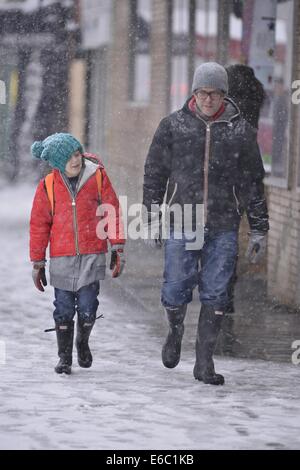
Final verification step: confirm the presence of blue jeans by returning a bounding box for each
[162,231,238,311]
[53,281,100,323]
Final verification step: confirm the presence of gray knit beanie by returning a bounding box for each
[192,62,228,94]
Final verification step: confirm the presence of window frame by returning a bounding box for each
[265,0,296,189]
[128,0,152,104]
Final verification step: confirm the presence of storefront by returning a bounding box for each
[0,56,17,173]
[79,0,112,160]
[0,0,78,179]
[105,0,300,306]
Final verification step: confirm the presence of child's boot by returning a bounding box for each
[76,318,95,368]
[55,321,74,375]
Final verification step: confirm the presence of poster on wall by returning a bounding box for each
[247,0,276,91]
[81,0,112,49]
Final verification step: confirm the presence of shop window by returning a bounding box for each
[271,0,294,180]
[228,1,243,63]
[236,0,294,178]
[170,0,190,112]
[128,0,152,103]
[170,0,218,112]
[194,0,217,67]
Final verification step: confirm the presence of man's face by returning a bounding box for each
[64,150,83,177]
[194,87,225,117]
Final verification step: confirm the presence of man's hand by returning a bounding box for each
[110,245,125,278]
[142,211,163,248]
[245,231,267,264]
[32,261,47,292]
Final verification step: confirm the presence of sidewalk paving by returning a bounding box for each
[118,237,300,364]
[0,181,300,450]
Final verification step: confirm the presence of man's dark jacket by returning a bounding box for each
[143,97,269,234]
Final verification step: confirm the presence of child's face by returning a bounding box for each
[65,150,83,177]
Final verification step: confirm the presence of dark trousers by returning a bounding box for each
[53,281,99,324]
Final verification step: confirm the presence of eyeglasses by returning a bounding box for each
[195,90,224,101]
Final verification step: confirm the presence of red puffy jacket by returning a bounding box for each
[30,157,125,261]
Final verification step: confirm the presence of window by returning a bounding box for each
[228,1,243,63]
[170,0,190,112]
[238,0,294,179]
[128,0,152,103]
[194,0,217,66]
[170,0,218,112]
[271,0,294,180]
[0,64,17,168]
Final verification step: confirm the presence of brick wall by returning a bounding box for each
[267,187,300,304]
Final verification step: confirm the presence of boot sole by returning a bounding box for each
[77,360,92,368]
[193,365,224,385]
[55,367,72,375]
[162,361,179,369]
[194,375,224,385]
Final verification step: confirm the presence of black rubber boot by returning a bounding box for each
[162,305,187,368]
[193,305,225,385]
[220,314,237,355]
[224,262,238,314]
[55,321,74,375]
[76,319,95,368]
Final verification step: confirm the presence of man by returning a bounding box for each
[226,64,266,130]
[224,64,266,314]
[143,62,269,385]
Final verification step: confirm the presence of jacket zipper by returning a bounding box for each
[63,171,96,256]
[233,185,242,216]
[203,124,211,225]
[71,198,80,255]
[196,113,236,226]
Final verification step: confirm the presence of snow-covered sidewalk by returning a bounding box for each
[0,182,299,450]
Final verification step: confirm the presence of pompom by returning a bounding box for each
[31,141,44,159]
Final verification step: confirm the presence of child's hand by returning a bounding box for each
[32,262,47,291]
[110,246,125,278]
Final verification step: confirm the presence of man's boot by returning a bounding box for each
[193,305,225,385]
[162,305,187,368]
[76,318,95,368]
[55,321,74,375]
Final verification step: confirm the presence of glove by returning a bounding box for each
[32,261,47,292]
[110,245,125,278]
[245,231,267,264]
[142,211,163,248]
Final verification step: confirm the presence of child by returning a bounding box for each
[30,133,125,375]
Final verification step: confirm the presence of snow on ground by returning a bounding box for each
[0,181,299,450]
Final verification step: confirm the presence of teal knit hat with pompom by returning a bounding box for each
[31,133,83,172]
